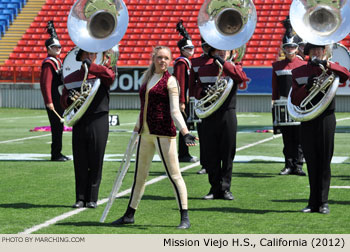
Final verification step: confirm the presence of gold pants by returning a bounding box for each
[128,133,188,210]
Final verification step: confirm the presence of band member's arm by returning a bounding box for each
[173,61,187,105]
[87,63,116,86]
[167,76,189,135]
[40,63,54,109]
[188,66,196,98]
[189,67,204,100]
[327,62,350,83]
[290,78,308,106]
[222,61,249,83]
[271,65,280,101]
[60,86,69,109]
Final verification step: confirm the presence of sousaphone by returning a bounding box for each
[287,0,350,122]
[63,0,128,126]
[195,0,256,118]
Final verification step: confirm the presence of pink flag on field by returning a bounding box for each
[30,126,72,132]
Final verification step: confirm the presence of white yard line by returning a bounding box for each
[0,134,52,144]
[0,122,136,144]
[336,116,350,122]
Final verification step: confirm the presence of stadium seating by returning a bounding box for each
[1,0,350,82]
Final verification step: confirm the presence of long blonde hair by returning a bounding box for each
[142,45,172,84]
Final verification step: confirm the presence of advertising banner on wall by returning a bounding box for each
[110,67,350,95]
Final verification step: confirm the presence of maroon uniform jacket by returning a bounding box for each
[291,61,350,108]
[272,57,306,100]
[189,54,211,98]
[60,63,115,115]
[40,55,62,106]
[194,59,248,111]
[173,56,191,104]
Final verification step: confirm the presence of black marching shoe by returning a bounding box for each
[177,210,190,229]
[300,205,317,213]
[279,167,293,175]
[112,215,134,225]
[72,201,85,208]
[293,168,306,176]
[222,190,234,200]
[86,202,97,208]
[111,206,135,225]
[203,193,215,200]
[61,155,71,161]
[196,167,207,174]
[51,154,71,162]
[179,156,199,163]
[319,203,330,214]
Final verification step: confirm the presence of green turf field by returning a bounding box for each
[0,108,349,234]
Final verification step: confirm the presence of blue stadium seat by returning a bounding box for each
[0,9,15,22]
[0,14,10,26]
[0,24,4,36]
[0,0,23,10]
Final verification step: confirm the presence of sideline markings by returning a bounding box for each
[2,153,348,164]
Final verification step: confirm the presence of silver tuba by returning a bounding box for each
[63,0,128,126]
[287,0,350,122]
[195,0,256,118]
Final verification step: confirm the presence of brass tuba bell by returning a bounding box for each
[289,0,350,45]
[67,0,129,53]
[197,0,257,50]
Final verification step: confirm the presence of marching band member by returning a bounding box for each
[40,21,69,162]
[291,43,350,214]
[193,46,248,200]
[188,37,212,174]
[174,20,198,163]
[112,46,197,229]
[271,35,306,176]
[60,49,115,209]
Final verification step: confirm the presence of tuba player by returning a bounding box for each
[291,43,350,214]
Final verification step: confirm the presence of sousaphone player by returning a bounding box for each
[60,0,128,208]
[288,0,350,214]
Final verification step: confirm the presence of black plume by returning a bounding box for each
[46,20,58,39]
[176,19,191,40]
[281,15,293,38]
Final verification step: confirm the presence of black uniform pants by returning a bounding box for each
[46,107,64,159]
[197,121,208,168]
[301,111,335,208]
[72,112,109,203]
[280,125,304,170]
[202,109,237,194]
